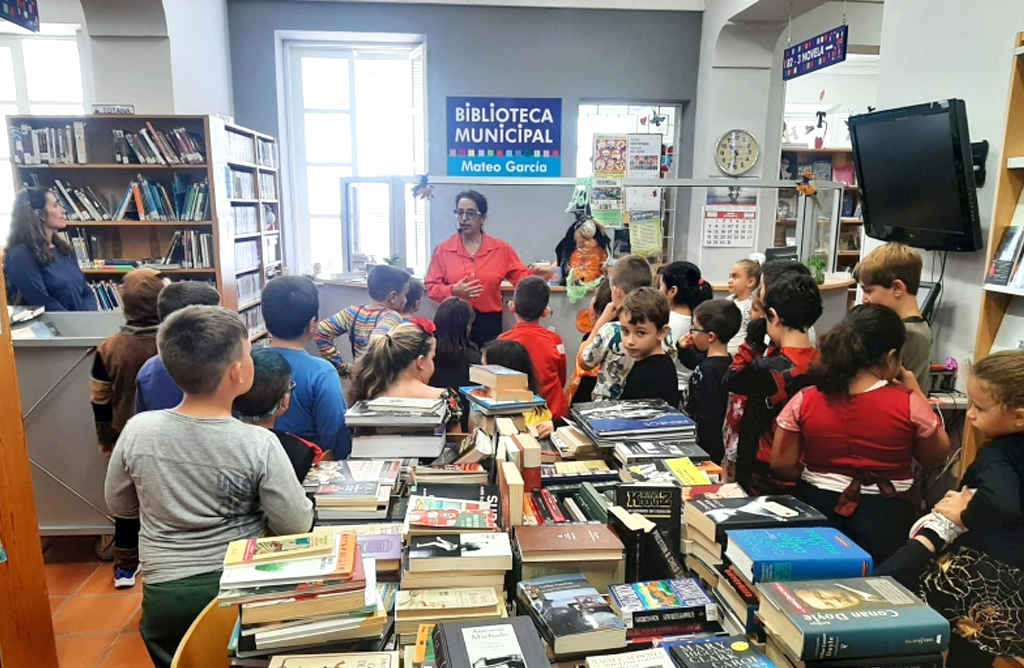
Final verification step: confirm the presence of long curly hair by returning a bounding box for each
[811,304,905,394]
[5,188,72,265]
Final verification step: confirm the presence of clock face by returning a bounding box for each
[715,129,760,176]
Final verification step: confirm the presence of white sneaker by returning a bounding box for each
[909,512,965,546]
[113,567,138,589]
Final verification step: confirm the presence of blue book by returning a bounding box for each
[458,385,546,415]
[757,576,949,661]
[572,399,696,437]
[669,635,779,668]
[724,527,872,583]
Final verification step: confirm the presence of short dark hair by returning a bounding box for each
[693,299,742,343]
[157,281,220,321]
[482,339,539,395]
[404,276,424,313]
[610,255,653,294]
[658,261,712,309]
[813,304,905,394]
[764,273,823,332]
[761,260,810,291]
[620,287,669,330]
[158,305,247,396]
[513,276,550,321]
[233,349,292,420]
[454,190,488,216]
[262,276,319,340]
[367,264,411,302]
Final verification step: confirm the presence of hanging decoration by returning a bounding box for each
[412,174,434,200]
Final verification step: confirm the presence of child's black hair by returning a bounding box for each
[512,276,550,322]
[366,264,411,303]
[593,279,612,314]
[658,261,712,310]
[403,276,424,314]
[812,304,905,394]
[620,286,670,330]
[482,339,540,395]
[693,299,742,343]
[763,273,822,333]
[262,276,319,340]
[233,349,293,420]
[434,297,475,368]
[761,260,810,290]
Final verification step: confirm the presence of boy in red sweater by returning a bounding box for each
[499,276,567,418]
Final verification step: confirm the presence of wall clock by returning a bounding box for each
[714,129,760,176]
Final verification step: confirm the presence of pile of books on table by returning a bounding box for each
[570,399,697,450]
[346,397,448,460]
[219,530,392,665]
[303,459,403,523]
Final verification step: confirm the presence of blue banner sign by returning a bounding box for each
[783,24,848,80]
[447,97,562,177]
[0,0,38,32]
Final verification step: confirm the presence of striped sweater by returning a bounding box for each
[315,304,403,372]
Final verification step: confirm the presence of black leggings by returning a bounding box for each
[113,516,140,570]
[794,480,920,565]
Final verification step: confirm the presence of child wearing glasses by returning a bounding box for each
[233,348,325,481]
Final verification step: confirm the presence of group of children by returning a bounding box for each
[91,242,1024,667]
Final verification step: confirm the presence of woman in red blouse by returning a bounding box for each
[425,190,551,346]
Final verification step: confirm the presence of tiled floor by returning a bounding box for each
[43,536,150,668]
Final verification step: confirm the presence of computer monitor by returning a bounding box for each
[764,246,798,263]
[917,281,941,323]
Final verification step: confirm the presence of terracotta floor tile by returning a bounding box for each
[123,608,142,634]
[96,633,151,668]
[54,633,117,668]
[44,562,102,597]
[52,594,143,635]
[50,595,66,615]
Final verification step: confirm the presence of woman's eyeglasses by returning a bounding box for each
[454,209,482,220]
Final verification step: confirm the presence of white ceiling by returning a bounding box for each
[298,0,705,10]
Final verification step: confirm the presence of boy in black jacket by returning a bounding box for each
[683,299,741,465]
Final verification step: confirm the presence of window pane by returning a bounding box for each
[347,182,391,262]
[29,103,85,115]
[306,165,352,216]
[301,57,350,110]
[0,47,14,100]
[309,217,343,275]
[0,103,18,158]
[354,58,412,176]
[304,112,352,163]
[23,40,82,102]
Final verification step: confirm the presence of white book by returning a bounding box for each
[364,396,444,413]
[220,534,341,588]
[73,121,87,163]
[406,532,512,572]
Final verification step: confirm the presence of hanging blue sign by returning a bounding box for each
[0,0,38,32]
[783,24,848,80]
[447,97,562,178]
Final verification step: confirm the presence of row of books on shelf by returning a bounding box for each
[233,206,259,235]
[45,174,210,222]
[237,272,262,307]
[89,281,122,312]
[161,229,216,268]
[260,172,277,199]
[257,138,278,168]
[236,240,261,272]
[228,130,257,164]
[986,221,1024,288]
[242,305,265,337]
[112,123,206,165]
[9,121,86,164]
[227,168,256,199]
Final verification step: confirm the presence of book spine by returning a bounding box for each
[626,605,711,630]
[540,488,566,523]
[754,556,872,583]
[648,530,687,580]
[812,656,945,668]
[73,121,87,163]
[796,613,949,661]
[626,620,706,639]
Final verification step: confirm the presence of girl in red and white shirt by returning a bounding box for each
[771,304,950,563]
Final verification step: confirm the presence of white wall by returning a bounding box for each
[871,0,1024,367]
[163,0,234,116]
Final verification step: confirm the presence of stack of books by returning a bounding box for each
[521,479,613,526]
[461,365,546,416]
[758,577,949,668]
[395,587,508,648]
[346,398,448,460]
[570,399,697,450]
[411,463,489,485]
[400,531,513,592]
[516,573,627,658]
[219,531,392,662]
[612,440,710,467]
[513,523,625,594]
[608,578,718,642]
[303,460,403,523]
[431,617,549,668]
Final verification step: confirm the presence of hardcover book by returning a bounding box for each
[757,577,950,660]
[516,573,627,656]
[407,532,512,572]
[431,617,549,668]
[669,636,778,668]
[684,496,827,546]
[615,484,682,559]
[469,364,529,390]
[515,524,624,562]
[572,399,696,438]
[609,579,717,636]
[764,634,943,668]
[725,527,873,583]
[614,441,710,464]
[714,565,761,638]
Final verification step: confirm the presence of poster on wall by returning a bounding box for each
[626,186,663,255]
[590,179,624,228]
[593,135,627,179]
[447,97,561,177]
[627,134,662,179]
[783,24,848,80]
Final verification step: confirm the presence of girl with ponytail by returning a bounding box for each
[348,319,461,423]
[770,304,950,563]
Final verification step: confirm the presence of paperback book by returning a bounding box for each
[431,617,549,668]
[516,573,627,656]
[608,579,718,637]
[684,495,827,547]
[669,635,779,668]
[572,399,697,440]
[614,441,710,465]
[406,532,512,572]
[725,527,873,583]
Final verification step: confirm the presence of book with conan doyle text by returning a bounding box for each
[725,527,873,584]
[757,576,949,661]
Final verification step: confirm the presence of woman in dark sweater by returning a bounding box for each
[4,188,96,311]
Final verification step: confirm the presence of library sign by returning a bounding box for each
[783,24,848,80]
[447,97,562,177]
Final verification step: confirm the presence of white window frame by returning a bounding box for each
[279,33,428,276]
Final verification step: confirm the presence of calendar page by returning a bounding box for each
[702,204,757,248]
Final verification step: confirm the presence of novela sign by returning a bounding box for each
[447,97,562,177]
[783,24,848,80]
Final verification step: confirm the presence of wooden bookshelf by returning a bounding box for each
[964,31,1024,470]
[6,114,284,340]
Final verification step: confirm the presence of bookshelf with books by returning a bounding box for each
[6,114,285,341]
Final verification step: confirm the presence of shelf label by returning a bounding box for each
[446,97,562,178]
[784,24,848,80]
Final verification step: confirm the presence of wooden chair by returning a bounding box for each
[170,598,238,668]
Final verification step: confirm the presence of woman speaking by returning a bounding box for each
[425,190,550,346]
[4,188,97,311]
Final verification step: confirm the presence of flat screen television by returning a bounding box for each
[849,99,983,252]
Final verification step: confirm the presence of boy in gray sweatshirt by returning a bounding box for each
[104,305,314,668]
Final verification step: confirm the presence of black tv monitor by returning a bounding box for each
[849,99,983,252]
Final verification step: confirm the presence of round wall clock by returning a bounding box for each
[714,129,760,176]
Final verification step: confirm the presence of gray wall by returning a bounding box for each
[226,0,702,272]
